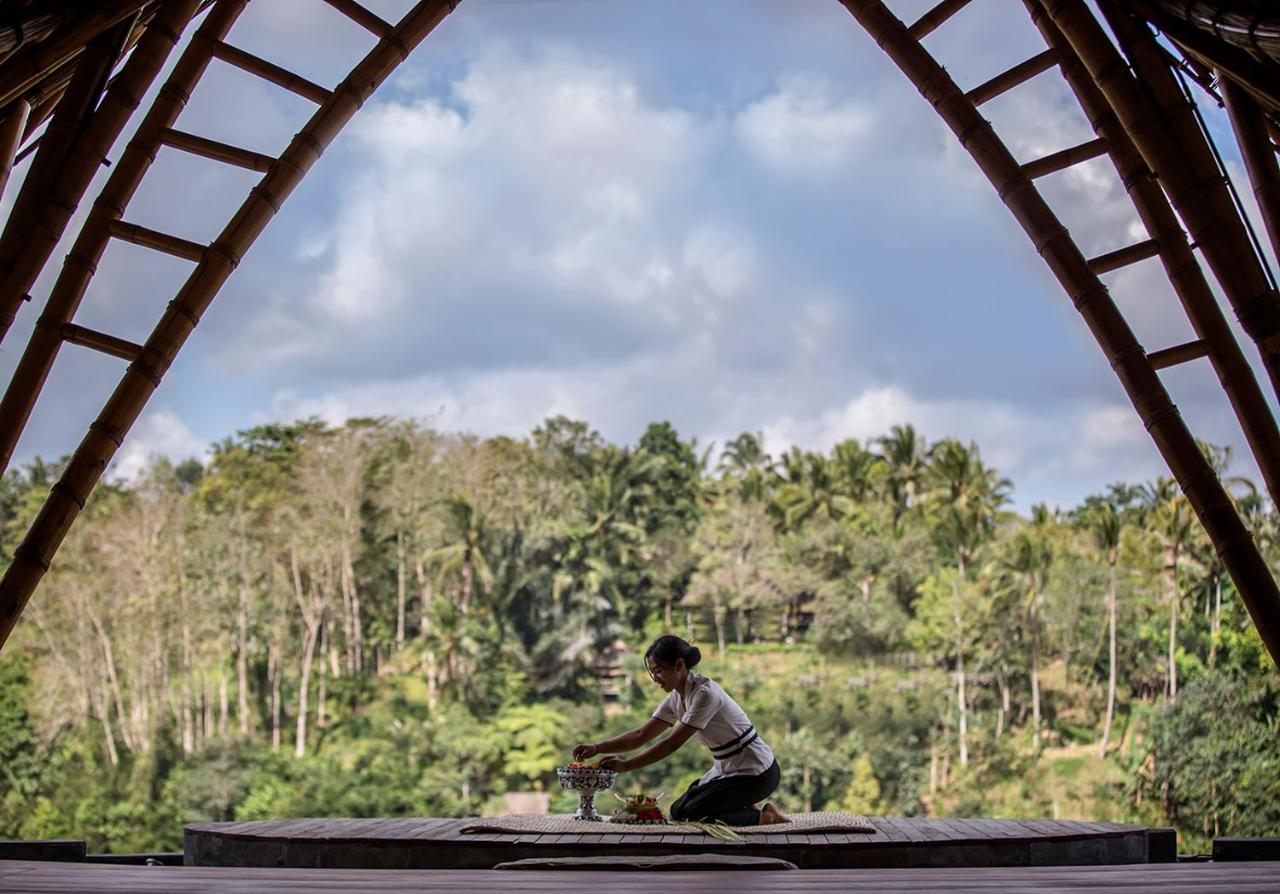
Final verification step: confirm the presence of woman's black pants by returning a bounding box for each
[669,760,781,826]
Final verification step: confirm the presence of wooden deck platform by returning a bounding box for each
[184,816,1160,870]
[3,860,1280,892]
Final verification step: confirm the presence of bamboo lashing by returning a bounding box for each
[1026,0,1280,511]
[836,0,1280,672]
[0,0,465,653]
[0,0,243,479]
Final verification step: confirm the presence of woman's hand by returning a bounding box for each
[598,756,628,772]
[572,742,599,761]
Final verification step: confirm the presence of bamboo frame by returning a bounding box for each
[836,0,1280,671]
[0,0,211,477]
[1025,2,1280,512]
[0,2,196,350]
[1050,0,1280,402]
[0,0,463,652]
[1222,79,1280,270]
[0,98,30,205]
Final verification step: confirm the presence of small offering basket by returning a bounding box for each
[555,766,617,821]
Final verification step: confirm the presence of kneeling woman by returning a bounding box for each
[573,635,787,826]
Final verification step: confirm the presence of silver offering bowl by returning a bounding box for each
[555,766,618,821]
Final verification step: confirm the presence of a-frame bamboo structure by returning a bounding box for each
[0,0,1278,673]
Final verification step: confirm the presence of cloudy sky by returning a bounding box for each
[2,0,1276,511]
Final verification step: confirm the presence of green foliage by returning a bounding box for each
[0,419,1276,853]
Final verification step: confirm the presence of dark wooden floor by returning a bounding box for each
[3,860,1280,892]
[184,816,1157,869]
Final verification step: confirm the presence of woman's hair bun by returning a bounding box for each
[646,634,701,669]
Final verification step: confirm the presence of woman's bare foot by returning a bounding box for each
[759,802,789,825]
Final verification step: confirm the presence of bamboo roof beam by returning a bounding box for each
[0,0,152,110]
[836,0,1280,672]
[1027,0,1280,510]
[966,49,1059,107]
[908,0,973,42]
[0,0,241,478]
[1048,0,1280,402]
[0,15,137,341]
[1222,79,1280,272]
[0,1,200,352]
[0,0,464,653]
[0,98,30,205]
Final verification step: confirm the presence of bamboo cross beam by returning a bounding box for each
[1052,0,1280,403]
[0,0,239,479]
[0,0,465,653]
[1025,0,1280,510]
[836,0,1280,672]
[0,0,201,352]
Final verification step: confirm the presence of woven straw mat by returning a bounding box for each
[461,811,874,835]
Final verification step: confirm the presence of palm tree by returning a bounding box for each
[999,525,1053,757]
[832,439,884,503]
[1076,495,1124,757]
[428,497,494,616]
[1141,478,1195,702]
[773,452,857,531]
[924,439,1011,766]
[876,424,927,530]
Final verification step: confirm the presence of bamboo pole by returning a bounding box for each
[0,0,209,478]
[835,0,1280,671]
[0,0,151,110]
[0,3,199,352]
[0,98,30,205]
[1222,78,1280,270]
[1046,0,1280,402]
[0,0,464,653]
[1025,1,1280,512]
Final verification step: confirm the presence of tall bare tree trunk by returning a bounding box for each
[713,602,727,658]
[1100,560,1118,757]
[219,669,228,740]
[1209,573,1222,671]
[996,663,1010,739]
[268,645,282,751]
[395,530,407,668]
[87,610,133,752]
[1165,545,1179,702]
[318,621,328,728]
[1030,577,1042,758]
[237,540,252,736]
[953,559,968,766]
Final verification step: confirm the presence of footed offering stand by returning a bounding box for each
[555,766,617,821]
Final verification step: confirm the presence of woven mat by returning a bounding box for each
[461,811,874,836]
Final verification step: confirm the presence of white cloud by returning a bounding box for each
[735,74,872,174]
[109,409,208,483]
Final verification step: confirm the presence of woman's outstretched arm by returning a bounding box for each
[599,721,698,772]
[574,717,670,759]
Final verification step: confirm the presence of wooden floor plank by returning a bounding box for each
[3,861,1280,892]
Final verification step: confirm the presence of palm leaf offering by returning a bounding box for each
[676,820,744,842]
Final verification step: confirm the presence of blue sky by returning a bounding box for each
[1,0,1274,512]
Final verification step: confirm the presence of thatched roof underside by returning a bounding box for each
[0,0,1277,673]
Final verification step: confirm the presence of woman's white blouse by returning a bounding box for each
[652,672,775,784]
